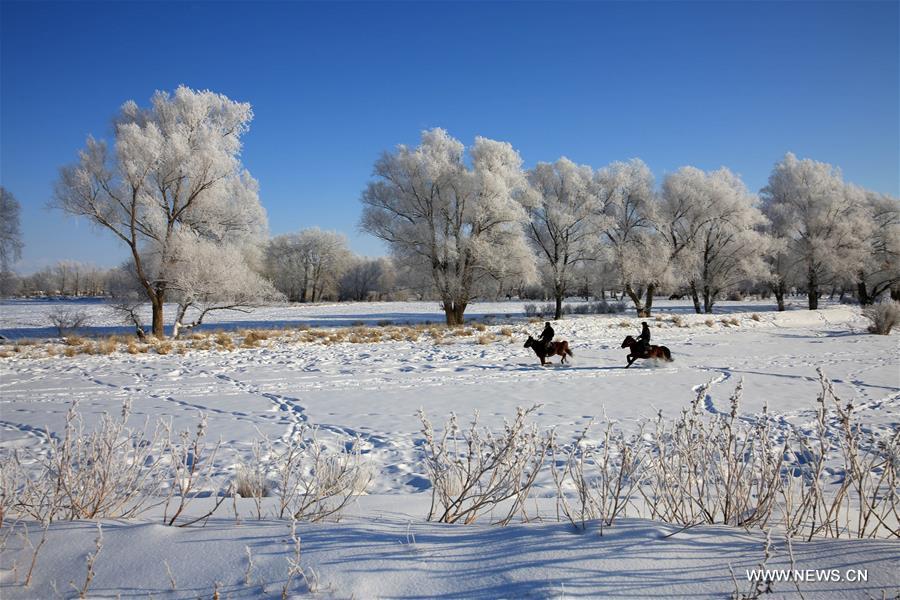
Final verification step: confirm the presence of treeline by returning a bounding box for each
[2,88,896,335]
[361,129,899,322]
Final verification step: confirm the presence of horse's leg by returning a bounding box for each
[625,354,634,368]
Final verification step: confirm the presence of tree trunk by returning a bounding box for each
[624,284,646,317]
[554,294,563,321]
[151,295,165,338]
[807,267,819,310]
[703,285,714,314]
[772,281,786,312]
[443,300,467,326]
[856,274,872,305]
[689,281,702,314]
[643,284,655,317]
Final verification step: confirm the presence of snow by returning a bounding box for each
[1,299,898,598]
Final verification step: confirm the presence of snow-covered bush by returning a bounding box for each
[639,381,783,529]
[268,428,372,522]
[862,300,900,334]
[418,405,553,525]
[5,399,165,523]
[779,371,899,540]
[46,308,90,337]
[551,420,645,533]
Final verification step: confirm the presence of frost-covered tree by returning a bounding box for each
[53,86,266,337]
[524,158,602,319]
[856,191,900,304]
[761,153,869,310]
[661,167,770,313]
[0,187,23,274]
[170,235,282,337]
[339,257,395,301]
[361,129,534,325]
[265,228,353,302]
[595,159,670,316]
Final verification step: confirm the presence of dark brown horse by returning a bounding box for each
[621,335,673,368]
[524,335,573,366]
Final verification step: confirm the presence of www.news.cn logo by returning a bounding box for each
[747,569,869,583]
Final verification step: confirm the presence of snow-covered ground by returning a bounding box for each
[1,299,898,598]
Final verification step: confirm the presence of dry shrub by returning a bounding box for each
[0,350,12,359]
[242,332,263,348]
[477,333,496,345]
[155,341,173,355]
[418,405,553,525]
[126,341,139,354]
[618,320,631,328]
[190,339,212,351]
[214,332,235,350]
[45,346,60,357]
[499,326,513,337]
[3,399,166,523]
[235,466,271,500]
[266,428,372,522]
[863,300,900,335]
[63,347,78,358]
[473,322,487,332]
[669,315,685,327]
[552,420,645,533]
[47,308,90,337]
[64,335,85,347]
[751,313,761,322]
[705,318,715,327]
[96,339,117,355]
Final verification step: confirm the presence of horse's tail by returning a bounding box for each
[662,346,673,361]
[566,345,573,357]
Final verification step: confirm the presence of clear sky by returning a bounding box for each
[1,0,898,273]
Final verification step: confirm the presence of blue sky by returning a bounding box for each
[1,0,898,273]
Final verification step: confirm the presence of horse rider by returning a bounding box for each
[634,321,651,357]
[538,321,555,354]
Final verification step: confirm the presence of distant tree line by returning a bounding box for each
[1,89,896,334]
[361,129,899,322]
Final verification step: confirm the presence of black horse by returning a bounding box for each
[621,335,673,368]
[525,335,573,366]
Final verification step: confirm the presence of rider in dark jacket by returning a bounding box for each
[538,321,555,353]
[634,321,651,356]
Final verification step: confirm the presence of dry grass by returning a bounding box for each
[751,313,761,322]
[477,333,496,345]
[214,332,235,350]
[472,322,487,332]
[241,330,266,348]
[154,340,174,355]
[705,318,715,327]
[668,315,685,327]
[499,326,513,337]
[618,320,631,328]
